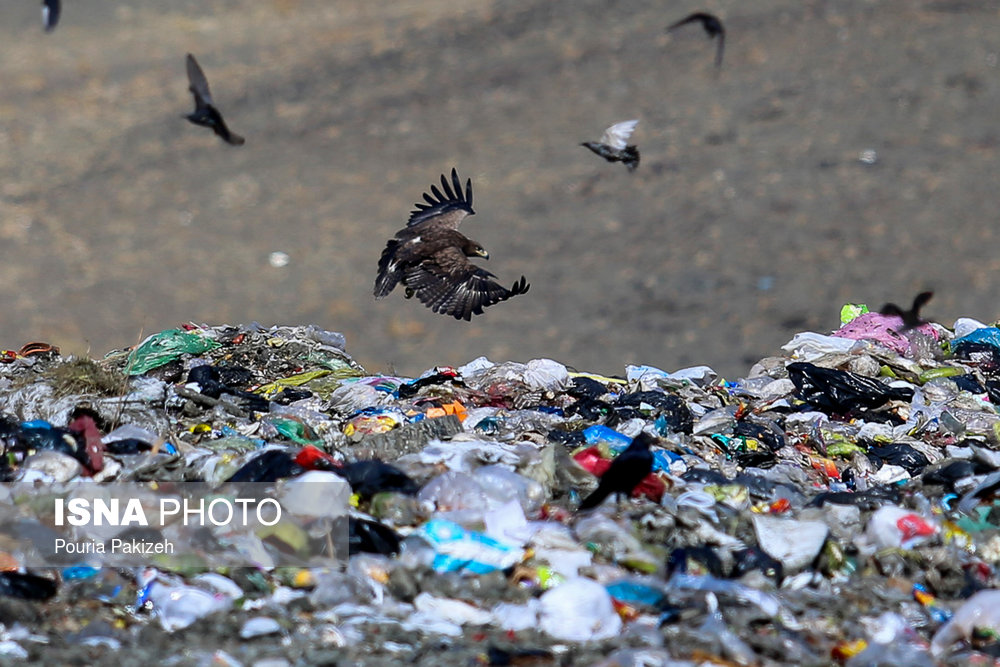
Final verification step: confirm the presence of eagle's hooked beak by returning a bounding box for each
[477,248,490,260]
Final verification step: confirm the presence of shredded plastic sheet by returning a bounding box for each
[832,311,939,356]
[126,328,221,375]
[415,518,523,574]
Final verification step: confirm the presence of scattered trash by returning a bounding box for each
[0,309,998,663]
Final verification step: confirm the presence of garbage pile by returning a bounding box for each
[0,310,999,665]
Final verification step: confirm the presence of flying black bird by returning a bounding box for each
[374,169,530,321]
[578,431,656,511]
[581,120,640,171]
[879,291,934,331]
[41,0,60,32]
[667,12,726,68]
[185,53,245,146]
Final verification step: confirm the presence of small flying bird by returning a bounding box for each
[41,0,60,32]
[581,120,640,171]
[667,12,726,68]
[578,431,656,511]
[374,168,530,321]
[879,291,934,331]
[184,53,245,146]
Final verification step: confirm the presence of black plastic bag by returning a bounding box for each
[731,547,784,585]
[952,341,1000,376]
[0,572,57,600]
[666,546,725,578]
[922,459,988,492]
[334,461,420,501]
[733,420,785,451]
[866,442,930,475]
[348,516,401,556]
[616,391,694,434]
[808,484,901,509]
[787,362,913,414]
[226,449,301,483]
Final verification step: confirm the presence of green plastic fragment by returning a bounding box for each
[621,554,659,574]
[711,434,763,455]
[256,367,363,401]
[126,328,220,375]
[150,552,211,573]
[257,521,309,554]
[269,417,323,445]
[826,440,865,458]
[705,484,749,509]
[918,366,965,384]
[198,435,262,453]
[840,303,869,325]
[955,506,997,533]
[305,352,365,377]
[255,370,334,397]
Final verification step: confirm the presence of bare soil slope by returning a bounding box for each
[1,1,998,377]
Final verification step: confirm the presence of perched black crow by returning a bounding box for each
[879,291,934,331]
[581,120,640,171]
[185,53,245,146]
[374,169,530,320]
[578,432,656,510]
[667,12,726,68]
[42,0,60,32]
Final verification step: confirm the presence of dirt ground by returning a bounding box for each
[1,0,998,379]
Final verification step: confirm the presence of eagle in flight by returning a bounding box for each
[374,169,529,321]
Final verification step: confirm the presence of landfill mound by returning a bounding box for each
[0,310,999,666]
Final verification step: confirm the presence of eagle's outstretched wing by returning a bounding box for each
[406,168,475,229]
[403,247,529,321]
[374,239,402,299]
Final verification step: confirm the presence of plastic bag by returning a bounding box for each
[787,362,914,414]
[126,328,220,375]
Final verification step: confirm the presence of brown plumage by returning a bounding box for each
[374,169,529,321]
